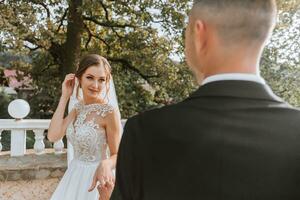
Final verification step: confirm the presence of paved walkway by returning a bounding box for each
[0,149,67,199]
[0,178,60,200]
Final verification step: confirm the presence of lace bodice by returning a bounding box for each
[66,102,114,162]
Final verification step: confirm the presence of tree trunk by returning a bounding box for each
[60,0,84,79]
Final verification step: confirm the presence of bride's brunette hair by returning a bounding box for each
[75,54,112,102]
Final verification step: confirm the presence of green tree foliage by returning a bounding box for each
[0,0,196,118]
[0,0,299,119]
[261,0,300,106]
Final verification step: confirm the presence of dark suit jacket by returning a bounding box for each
[111,81,300,200]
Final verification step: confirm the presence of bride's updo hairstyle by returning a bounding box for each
[75,54,112,101]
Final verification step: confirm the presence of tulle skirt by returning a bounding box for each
[50,159,100,200]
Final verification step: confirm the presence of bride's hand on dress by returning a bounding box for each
[61,73,75,99]
[88,161,115,193]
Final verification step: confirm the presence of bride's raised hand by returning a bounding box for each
[61,73,75,99]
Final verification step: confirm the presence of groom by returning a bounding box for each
[111,0,300,199]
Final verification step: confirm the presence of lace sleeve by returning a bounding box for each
[97,104,114,117]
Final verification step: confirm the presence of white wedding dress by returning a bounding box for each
[51,102,114,200]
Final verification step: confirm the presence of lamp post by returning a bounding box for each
[8,99,30,156]
[8,99,30,120]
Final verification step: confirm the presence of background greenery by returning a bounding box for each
[0,0,299,150]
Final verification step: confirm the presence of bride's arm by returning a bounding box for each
[48,74,76,142]
[47,97,76,142]
[103,109,122,168]
[88,109,121,193]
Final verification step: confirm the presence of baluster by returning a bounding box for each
[54,139,64,154]
[11,129,26,157]
[0,129,3,152]
[33,129,45,155]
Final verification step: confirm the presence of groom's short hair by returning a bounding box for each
[191,0,277,45]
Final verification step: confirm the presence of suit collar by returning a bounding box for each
[188,80,284,103]
[202,73,266,85]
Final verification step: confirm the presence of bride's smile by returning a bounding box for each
[80,65,109,104]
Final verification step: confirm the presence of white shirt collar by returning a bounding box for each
[202,73,266,85]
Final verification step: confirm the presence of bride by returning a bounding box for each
[48,54,122,200]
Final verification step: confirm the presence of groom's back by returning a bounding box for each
[109,0,300,199]
[131,81,300,200]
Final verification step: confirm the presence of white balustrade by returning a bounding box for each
[11,129,27,156]
[54,139,64,155]
[33,129,45,155]
[0,119,64,156]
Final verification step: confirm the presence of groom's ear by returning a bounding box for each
[194,20,208,54]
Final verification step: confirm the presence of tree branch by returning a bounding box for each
[24,45,40,51]
[24,36,41,47]
[84,30,92,50]
[111,27,123,39]
[83,23,111,54]
[99,0,110,21]
[29,0,51,18]
[56,8,68,32]
[83,2,134,40]
[139,5,165,23]
[83,16,136,28]
[39,2,51,18]
[83,16,126,39]
[107,57,158,81]
[41,63,57,73]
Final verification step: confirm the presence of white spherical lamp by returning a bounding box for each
[8,99,30,119]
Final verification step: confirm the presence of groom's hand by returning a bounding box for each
[88,172,104,192]
[98,182,114,200]
[88,162,115,192]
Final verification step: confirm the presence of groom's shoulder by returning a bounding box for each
[127,101,188,126]
[143,100,187,115]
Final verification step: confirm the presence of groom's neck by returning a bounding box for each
[199,45,263,80]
